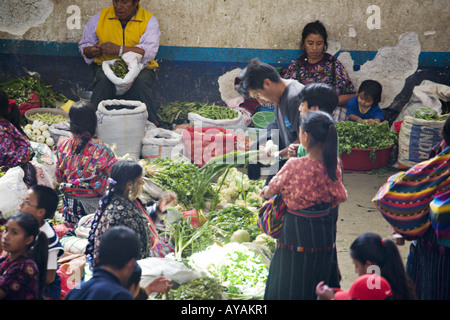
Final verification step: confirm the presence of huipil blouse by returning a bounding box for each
[268,156,347,211]
[55,136,118,196]
[0,119,34,172]
[282,53,356,97]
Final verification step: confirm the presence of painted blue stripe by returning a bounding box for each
[0,39,448,67]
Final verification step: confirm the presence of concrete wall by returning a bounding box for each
[0,0,449,117]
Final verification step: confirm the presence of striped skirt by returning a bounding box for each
[264,204,337,300]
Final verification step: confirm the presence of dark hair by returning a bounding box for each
[301,20,328,52]
[442,114,450,146]
[350,233,416,300]
[0,88,27,136]
[358,80,383,105]
[237,58,281,98]
[69,101,98,154]
[300,83,339,115]
[97,226,141,269]
[300,111,338,181]
[7,212,49,299]
[85,160,143,265]
[30,185,60,220]
[125,261,142,289]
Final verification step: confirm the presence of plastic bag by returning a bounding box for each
[0,167,28,218]
[102,52,145,96]
[137,257,203,289]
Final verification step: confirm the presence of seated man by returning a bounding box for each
[79,0,161,124]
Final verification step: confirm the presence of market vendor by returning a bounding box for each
[236,58,304,184]
[79,0,161,124]
[281,21,356,122]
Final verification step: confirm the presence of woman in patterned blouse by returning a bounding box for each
[282,21,356,121]
[55,101,118,227]
[0,89,35,179]
[261,111,347,299]
[86,160,177,267]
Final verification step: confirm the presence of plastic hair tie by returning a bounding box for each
[108,177,117,185]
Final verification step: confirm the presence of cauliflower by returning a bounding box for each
[45,137,55,147]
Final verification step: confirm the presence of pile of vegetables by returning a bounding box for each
[156,101,203,124]
[412,106,448,121]
[192,104,239,120]
[166,276,225,300]
[187,243,269,299]
[336,121,398,161]
[27,112,68,124]
[0,76,68,108]
[23,121,55,147]
[214,167,264,209]
[110,58,129,79]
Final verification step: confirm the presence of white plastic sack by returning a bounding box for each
[396,80,450,122]
[137,257,204,288]
[141,127,183,160]
[397,115,445,168]
[102,52,145,96]
[0,167,28,218]
[188,109,247,132]
[97,99,148,159]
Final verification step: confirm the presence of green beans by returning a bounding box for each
[193,104,238,120]
[110,58,129,78]
[28,112,68,124]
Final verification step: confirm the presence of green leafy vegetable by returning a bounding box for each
[336,121,398,162]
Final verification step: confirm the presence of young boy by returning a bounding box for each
[19,185,65,300]
[346,80,384,123]
[287,82,339,158]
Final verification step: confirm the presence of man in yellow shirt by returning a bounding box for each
[79,0,161,124]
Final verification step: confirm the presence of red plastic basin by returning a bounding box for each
[340,145,392,171]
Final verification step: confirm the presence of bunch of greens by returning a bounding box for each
[166,276,225,300]
[413,106,448,121]
[0,76,68,108]
[336,121,398,162]
[147,157,212,210]
[208,205,260,242]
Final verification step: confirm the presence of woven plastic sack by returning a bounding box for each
[97,99,148,159]
[142,127,183,160]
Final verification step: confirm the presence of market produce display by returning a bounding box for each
[336,120,398,161]
[110,58,129,79]
[192,103,239,120]
[157,101,203,124]
[0,76,68,108]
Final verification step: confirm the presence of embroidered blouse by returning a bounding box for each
[268,157,348,210]
[0,120,34,172]
[282,53,356,96]
[55,137,117,196]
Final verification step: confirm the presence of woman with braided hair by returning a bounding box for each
[55,101,118,228]
[85,160,177,268]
